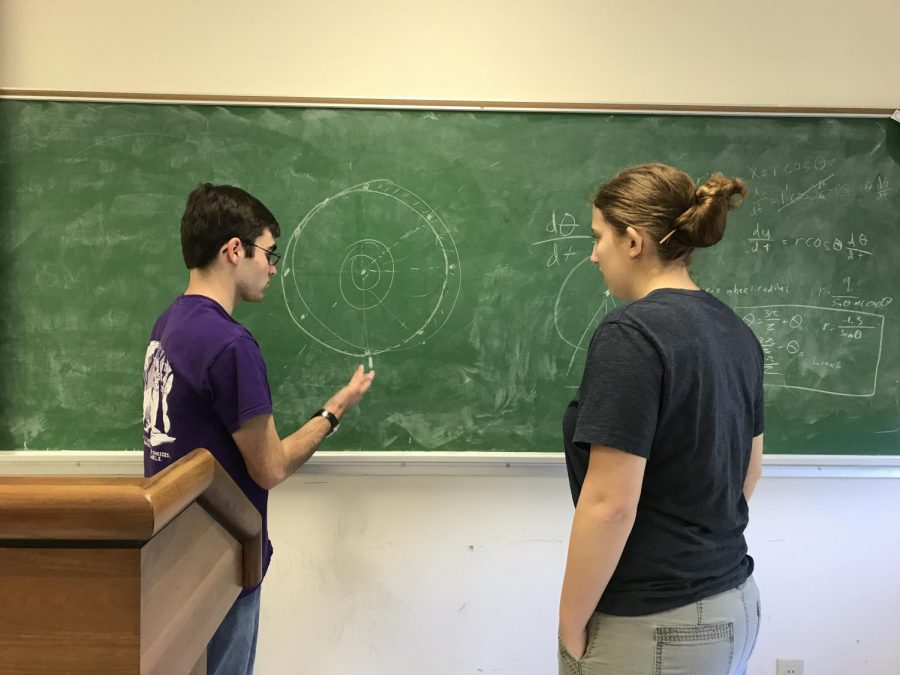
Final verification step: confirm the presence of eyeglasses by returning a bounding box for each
[244,242,281,267]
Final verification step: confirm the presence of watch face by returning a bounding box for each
[317,409,339,431]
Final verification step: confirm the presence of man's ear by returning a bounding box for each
[624,226,644,258]
[223,237,243,264]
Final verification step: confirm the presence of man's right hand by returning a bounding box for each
[233,366,375,489]
[325,365,375,418]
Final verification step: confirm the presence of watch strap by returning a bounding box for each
[311,408,340,436]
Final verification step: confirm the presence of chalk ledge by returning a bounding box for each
[1,450,898,478]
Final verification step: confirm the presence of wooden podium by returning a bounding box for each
[0,449,262,675]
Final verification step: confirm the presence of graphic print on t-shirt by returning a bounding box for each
[143,340,176,460]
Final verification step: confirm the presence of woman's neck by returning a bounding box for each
[631,263,700,300]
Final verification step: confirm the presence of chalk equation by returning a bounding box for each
[747,226,874,260]
[745,167,892,217]
[531,210,592,267]
[737,304,885,397]
[281,180,461,359]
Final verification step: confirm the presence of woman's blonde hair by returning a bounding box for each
[592,163,748,263]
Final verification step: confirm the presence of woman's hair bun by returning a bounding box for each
[695,173,748,208]
[673,173,748,248]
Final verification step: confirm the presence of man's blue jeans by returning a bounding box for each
[207,588,261,675]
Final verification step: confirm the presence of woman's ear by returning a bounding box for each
[624,226,644,258]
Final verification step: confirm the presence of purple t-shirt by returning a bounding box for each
[143,295,273,594]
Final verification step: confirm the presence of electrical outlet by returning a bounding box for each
[776,659,804,675]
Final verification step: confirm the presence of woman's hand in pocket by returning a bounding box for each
[559,625,588,660]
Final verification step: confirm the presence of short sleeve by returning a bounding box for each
[207,337,273,433]
[753,343,765,436]
[574,321,663,459]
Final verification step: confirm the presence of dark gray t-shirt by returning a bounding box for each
[563,288,764,616]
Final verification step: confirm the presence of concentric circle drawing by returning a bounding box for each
[281,180,461,358]
[339,239,394,310]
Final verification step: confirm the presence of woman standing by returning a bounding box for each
[558,163,764,674]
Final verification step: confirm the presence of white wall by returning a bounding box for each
[263,471,900,675]
[3,2,899,674]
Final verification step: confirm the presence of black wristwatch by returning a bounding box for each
[310,408,340,436]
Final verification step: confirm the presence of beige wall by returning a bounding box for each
[2,0,898,107]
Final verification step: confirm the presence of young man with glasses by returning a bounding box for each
[143,183,374,675]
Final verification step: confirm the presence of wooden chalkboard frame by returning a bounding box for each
[0,89,895,117]
[1,90,898,472]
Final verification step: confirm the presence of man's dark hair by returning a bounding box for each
[180,184,282,269]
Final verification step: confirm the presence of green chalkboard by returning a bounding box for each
[1,100,899,454]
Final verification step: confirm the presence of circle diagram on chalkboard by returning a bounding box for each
[281,180,461,358]
[554,256,616,374]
